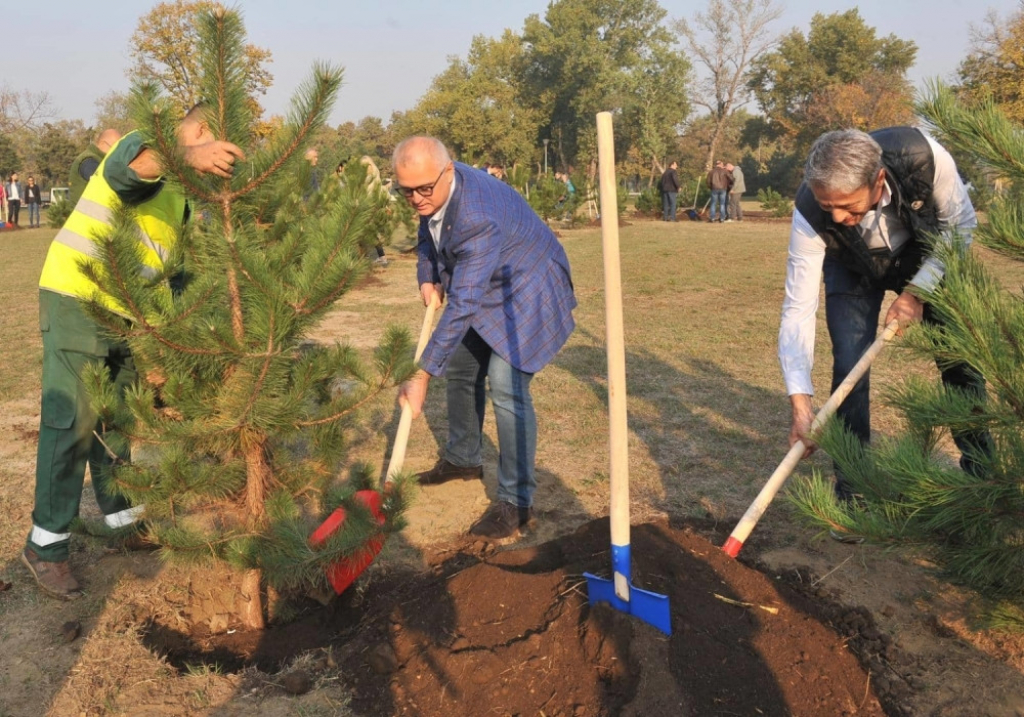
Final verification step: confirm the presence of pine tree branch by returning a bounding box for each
[89,238,156,330]
[292,206,369,317]
[296,381,387,428]
[931,277,1024,420]
[227,97,324,202]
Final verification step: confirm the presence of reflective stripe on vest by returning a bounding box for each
[51,197,168,280]
[38,132,184,316]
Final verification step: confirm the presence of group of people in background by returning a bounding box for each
[657,159,745,223]
[707,159,745,223]
[0,129,110,230]
[0,173,44,228]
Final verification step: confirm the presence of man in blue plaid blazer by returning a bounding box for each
[394,136,577,540]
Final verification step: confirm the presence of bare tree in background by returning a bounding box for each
[673,0,783,170]
[0,85,57,134]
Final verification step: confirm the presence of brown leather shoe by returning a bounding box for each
[21,548,81,600]
[416,458,483,486]
[469,501,533,540]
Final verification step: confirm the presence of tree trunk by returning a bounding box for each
[223,197,269,631]
[240,436,272,630]
[240,569,265,630]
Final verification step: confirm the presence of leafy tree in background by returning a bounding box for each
[396,31,541,170]
[952,3,1024,213]
[791,84,1024,618]
[620,41,692,184]
[85,8,415,629]
[957,5,1024,124]
[521,0,689,173]
[673,0,783,172]
[129,0,273,114]
[30,120,91,187]
[749,9,917,152]
[94,91,135,135]
[0,133,22,179]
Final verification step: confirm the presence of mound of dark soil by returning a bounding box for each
[144,519,888,716]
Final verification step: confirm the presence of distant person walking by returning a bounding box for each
[707,160,733,223]
[660,161,680,221]
[727,162,745,222]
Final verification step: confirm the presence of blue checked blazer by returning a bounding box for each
[416,162,576,376]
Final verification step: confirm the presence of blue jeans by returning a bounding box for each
[444,329,537,508]
[823,258,992,497]
[710,189,728,221]
[28,203,40,226]
[661,191,678,221]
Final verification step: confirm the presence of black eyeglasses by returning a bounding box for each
[396,164,449,198]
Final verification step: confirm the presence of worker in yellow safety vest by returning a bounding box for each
[23,105,244,600]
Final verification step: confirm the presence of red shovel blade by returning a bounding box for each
[310,489,386,595]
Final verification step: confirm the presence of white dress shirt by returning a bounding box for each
[427,174,457,251]
[778,134,976,397]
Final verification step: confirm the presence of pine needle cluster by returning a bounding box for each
[75,9,417,595]
[791,83,1024,609]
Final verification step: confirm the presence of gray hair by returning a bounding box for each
[804,129,883,194]
[392,136,451,172]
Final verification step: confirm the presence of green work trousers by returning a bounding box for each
[29,290,137,561]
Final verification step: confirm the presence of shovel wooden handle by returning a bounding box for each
[722,320,899,557]
[385,296,440,484]
[597,111,632,601]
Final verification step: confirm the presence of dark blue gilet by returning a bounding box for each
[794,127,941,292]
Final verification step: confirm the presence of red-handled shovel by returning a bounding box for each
[311,296,441,594]
[722,319,899,558]
[583,111,671,636]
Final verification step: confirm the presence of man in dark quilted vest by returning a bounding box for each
[778,127,993,511]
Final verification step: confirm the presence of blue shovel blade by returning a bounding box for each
[584,572,672,636]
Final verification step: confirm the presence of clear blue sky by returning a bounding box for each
[9,0,1019,128]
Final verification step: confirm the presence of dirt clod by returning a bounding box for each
[366,643,399,674]
[60,621,81,643]
[280,669,312,695]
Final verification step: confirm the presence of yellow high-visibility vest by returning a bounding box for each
[38,133,185,317]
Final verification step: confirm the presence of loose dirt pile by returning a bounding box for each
[146,518,890,716]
